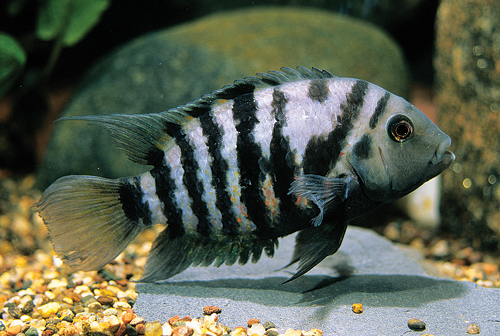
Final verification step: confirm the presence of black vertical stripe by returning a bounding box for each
[269,89,308,234]
[308,79,330,103]
[369,92,390,129]
[232,92,268,234]
[118,176,152,225]
[199,112,241,236]
[165,122,211,236]
[353,134,372,159]
[303,80,369,176]
[150,158,184,237]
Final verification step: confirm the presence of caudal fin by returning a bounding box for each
[35,175,146,271]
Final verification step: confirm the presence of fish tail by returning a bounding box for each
[35,175,148,271]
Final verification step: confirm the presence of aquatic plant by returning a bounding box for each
[0,0,110,98]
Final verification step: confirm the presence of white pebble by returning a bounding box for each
[44,291,56,300]
[186,319,202,335]
[18,289,35,297]
[103,308,120,316]
[10,319,24,327]
[48,279,68,290]
[113,301,131,310]
[162,322,173,336]
[52,256,63,268]
[33,296,44,307]
[248,323,266,335]
[74,285,92,295]
[90,321,102,332]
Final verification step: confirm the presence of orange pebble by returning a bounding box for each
[352,303,363,314]
[6,324,22,336]
[247,318,260,326]
[168,315,179,326]
[121,309,135,324]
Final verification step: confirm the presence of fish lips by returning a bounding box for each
[425,135,455,180]
[424,149,455,180]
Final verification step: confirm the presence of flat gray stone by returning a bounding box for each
[135,226,500,334]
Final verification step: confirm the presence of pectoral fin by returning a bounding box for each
[289,174,352,227]
[283,219,348,283]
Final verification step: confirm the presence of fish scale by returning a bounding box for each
[36,66,455,282]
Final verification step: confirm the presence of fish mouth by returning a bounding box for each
[424,138,455,181]
[431,137,455,166]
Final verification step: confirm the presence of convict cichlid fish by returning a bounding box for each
[36,67,455,282]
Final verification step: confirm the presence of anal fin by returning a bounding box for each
[283,219,348,284]
[139,227,279,282]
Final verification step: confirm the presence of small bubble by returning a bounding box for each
[483,187,491,196]
[463,178,472,188]
[473,45,484,56]
[477,59,488,69]
[488,175,497,184]
[452,162,462,173]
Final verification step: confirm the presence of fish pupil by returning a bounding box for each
[395,122,411,138]
[388,115,413,142]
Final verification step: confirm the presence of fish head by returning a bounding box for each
[347,94,455,203]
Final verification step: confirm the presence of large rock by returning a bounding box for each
[36,7,409,189]
[435,0,500,249]
[135,226,500,334]
[180,0,426,28]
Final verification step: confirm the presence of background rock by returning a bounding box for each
[435,0,500,249]
[36,7,409,189]
[173,0,426,31]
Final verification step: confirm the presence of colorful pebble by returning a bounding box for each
[408,318,426,331]
[352,303,363,314]
[466,323,480,334]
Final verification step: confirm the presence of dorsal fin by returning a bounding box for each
[58,67,336,166]
[177,66,335,117]
[58,110,192,166]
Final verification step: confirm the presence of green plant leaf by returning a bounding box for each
[36,0,110,46]
[0,32,27,98]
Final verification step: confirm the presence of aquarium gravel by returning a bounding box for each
[1,174,499,336]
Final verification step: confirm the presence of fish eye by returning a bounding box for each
[387,115,414,142]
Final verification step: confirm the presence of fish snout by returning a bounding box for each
[431,136,455,166]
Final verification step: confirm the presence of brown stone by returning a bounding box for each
[203,305,222,315]
[135,323,145,335]
[41,329,55,336]
[407,318,426,331]
[436,0,500,249]
[96,296,114,306]
[115,323,127,336]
